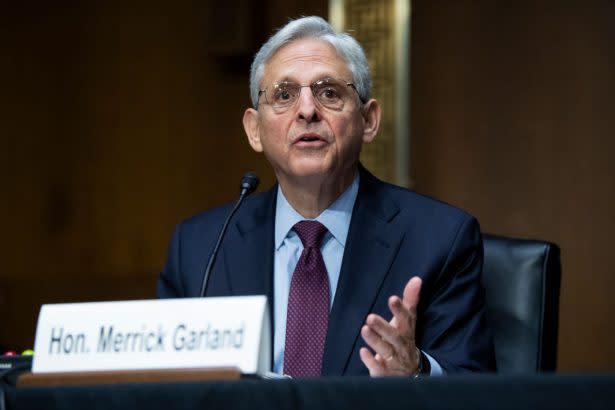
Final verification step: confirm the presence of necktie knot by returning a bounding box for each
[293,220,328,249]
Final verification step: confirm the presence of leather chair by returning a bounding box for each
[482,234,561,373]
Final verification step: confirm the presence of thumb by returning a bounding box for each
[403,276,422,312]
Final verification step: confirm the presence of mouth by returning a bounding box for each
[294,133,326,144]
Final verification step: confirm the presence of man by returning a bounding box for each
[158,16,495,377]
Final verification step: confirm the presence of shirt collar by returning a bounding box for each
[274,175,360,250]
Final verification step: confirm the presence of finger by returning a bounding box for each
[386,298,413,340]
[403,276,422,312]
[361,323,396,360]
[364,314,401,347]
[389,277,421,329]
[388,296,411,326]
[359,347,386,377]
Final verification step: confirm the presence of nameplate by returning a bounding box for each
[32,296,270,374]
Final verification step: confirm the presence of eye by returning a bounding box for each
[275,89,291,101]
[315,82,343,103]
[271,83,298,105]
[322,87,340,99]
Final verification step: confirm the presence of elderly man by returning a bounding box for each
[158,16,495,377]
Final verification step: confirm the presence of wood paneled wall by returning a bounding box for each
[410,1,615,371]
[0,0,326,350]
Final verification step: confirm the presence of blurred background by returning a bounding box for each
[1,0,613,372]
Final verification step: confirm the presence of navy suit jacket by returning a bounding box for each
[157,167,496,375]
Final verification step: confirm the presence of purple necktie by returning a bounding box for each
[283,220,330,377]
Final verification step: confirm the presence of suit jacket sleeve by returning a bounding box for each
[418,215,496,373]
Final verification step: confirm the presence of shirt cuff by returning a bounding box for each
[423,351,444,376]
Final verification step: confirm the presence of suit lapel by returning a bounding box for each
[322,169,405,375]
[221,186,277,318]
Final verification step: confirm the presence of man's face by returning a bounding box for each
[243,38,379,186]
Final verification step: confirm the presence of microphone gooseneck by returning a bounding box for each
[199,172,260,297]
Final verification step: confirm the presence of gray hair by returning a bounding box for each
[249,16,372,108]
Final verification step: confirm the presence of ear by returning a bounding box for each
[361,99,381,144]
[242,108,263,152]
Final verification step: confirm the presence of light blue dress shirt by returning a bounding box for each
[272,175,442,376]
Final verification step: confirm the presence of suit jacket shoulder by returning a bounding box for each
[157,185,277,299]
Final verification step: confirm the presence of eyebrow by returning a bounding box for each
[271,73,339,85]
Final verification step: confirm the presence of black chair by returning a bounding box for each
[482,234,561,373]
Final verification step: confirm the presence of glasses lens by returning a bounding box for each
[269,82,300,108]
[312,78,350,110]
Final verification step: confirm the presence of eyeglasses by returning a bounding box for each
[258,78,363,112]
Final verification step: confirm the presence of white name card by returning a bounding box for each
[32,296,271,375]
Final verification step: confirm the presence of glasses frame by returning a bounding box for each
[257,77,365,111]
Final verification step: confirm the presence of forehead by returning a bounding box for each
[262,38,351,84]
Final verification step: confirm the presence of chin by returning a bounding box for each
[289,162,332,179]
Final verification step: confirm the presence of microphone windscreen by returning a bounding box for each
[240,172,260,196]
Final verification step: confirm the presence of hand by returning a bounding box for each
[359,276,422,376]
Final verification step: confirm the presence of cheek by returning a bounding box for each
[261,116,290,140]
[331,115,364,145]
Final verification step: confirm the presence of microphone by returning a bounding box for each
[239,171,260,197]
[199,172,260,297]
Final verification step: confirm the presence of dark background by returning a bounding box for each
[1,0,613,371]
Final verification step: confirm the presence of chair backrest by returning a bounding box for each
[482,234,561,373]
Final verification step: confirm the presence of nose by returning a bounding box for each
[296,86,320,123]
